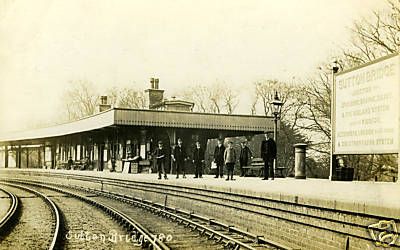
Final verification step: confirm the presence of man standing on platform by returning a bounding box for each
[239,140,253,177]
[67,156,73,170]
[172,138,187,179]
[192,141,205,178]
[224,141,237,181]
[213,138,225,178]
[261,132,276,180]
[154,140,168,180]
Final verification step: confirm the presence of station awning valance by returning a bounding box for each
[0,108,274,143]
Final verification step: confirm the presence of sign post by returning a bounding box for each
[331,53,400,182]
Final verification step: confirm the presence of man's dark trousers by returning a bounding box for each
[176,160,185,177]
[194,162,203,178]
[157,161,167,179]
[264,158,274,179]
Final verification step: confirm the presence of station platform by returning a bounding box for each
[1,168,399,219]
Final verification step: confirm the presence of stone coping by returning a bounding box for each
[1,168,399,219]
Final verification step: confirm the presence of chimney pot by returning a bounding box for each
[155,78,159,89]
[98,95,111,112]
[145,77,164,109]
[100,96,108,105]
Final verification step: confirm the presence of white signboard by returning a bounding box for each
[333,54,399,154]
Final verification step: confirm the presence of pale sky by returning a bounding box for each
[0,0,389,133]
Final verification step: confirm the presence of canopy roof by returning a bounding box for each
[0,108,274,144]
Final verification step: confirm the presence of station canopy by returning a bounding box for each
[0,108,273,145]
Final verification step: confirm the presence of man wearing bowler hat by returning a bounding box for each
[260,132,276,180]
[172,138,187,179]
[239,140,253,177]
[213,138,225,178]
[154,140,168,180]
[192,141,205,178]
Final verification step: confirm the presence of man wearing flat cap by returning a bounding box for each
[153,140,168,179]
[224,141,237,181]
[260,132,276,180]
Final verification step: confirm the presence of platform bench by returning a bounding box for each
[242,158,287,178]
[242,162,264,177]
[275,167,287,178]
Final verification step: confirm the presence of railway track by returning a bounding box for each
[0,182,60,250]
[26,171,395,245]
[1,180,172,250]
[12,184,144,250]
[0,187,18,234]
[4,178,284,249]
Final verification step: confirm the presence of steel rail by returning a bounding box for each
[0,182,61,250]
[6,178,284,249]
[96,188,260,250]
[30,171,397,244]
[15,172,289,248]
[0,187,18,230]
[2,180,170,250]
[44,174,291,249]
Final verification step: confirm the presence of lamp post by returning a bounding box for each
[270,91,283,177]
[329,61,340,181]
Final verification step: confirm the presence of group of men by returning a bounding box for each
[212,139,252,180]
[153,132,277,181]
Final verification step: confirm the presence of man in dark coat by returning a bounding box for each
[260,132,277,180]
[213,138,225,178]
[239,140,253,177]
[67,156,73,170]
[172,138,187,179]
[192,141,205,178]
[153,140,168,180]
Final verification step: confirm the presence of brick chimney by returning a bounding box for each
[98,95,112,112]
[145,78,164,109]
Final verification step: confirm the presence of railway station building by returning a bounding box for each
[0,81,274,174]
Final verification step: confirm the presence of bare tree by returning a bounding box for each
[253,79,300,121]
[296,0,400,179]
[250,96,258,115]
[342,0,400,66]
[208,85,222,113]
[62,80,99,121]
[183,82,238,114]
[182,84,212,113]
[117,87,146,109]
[61,81,147,122]
[223,88,238,114]
[296,70,331,148]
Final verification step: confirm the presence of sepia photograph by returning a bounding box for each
[0,0,399,249]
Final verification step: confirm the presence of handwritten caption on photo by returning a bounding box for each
[65,230,173,245]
